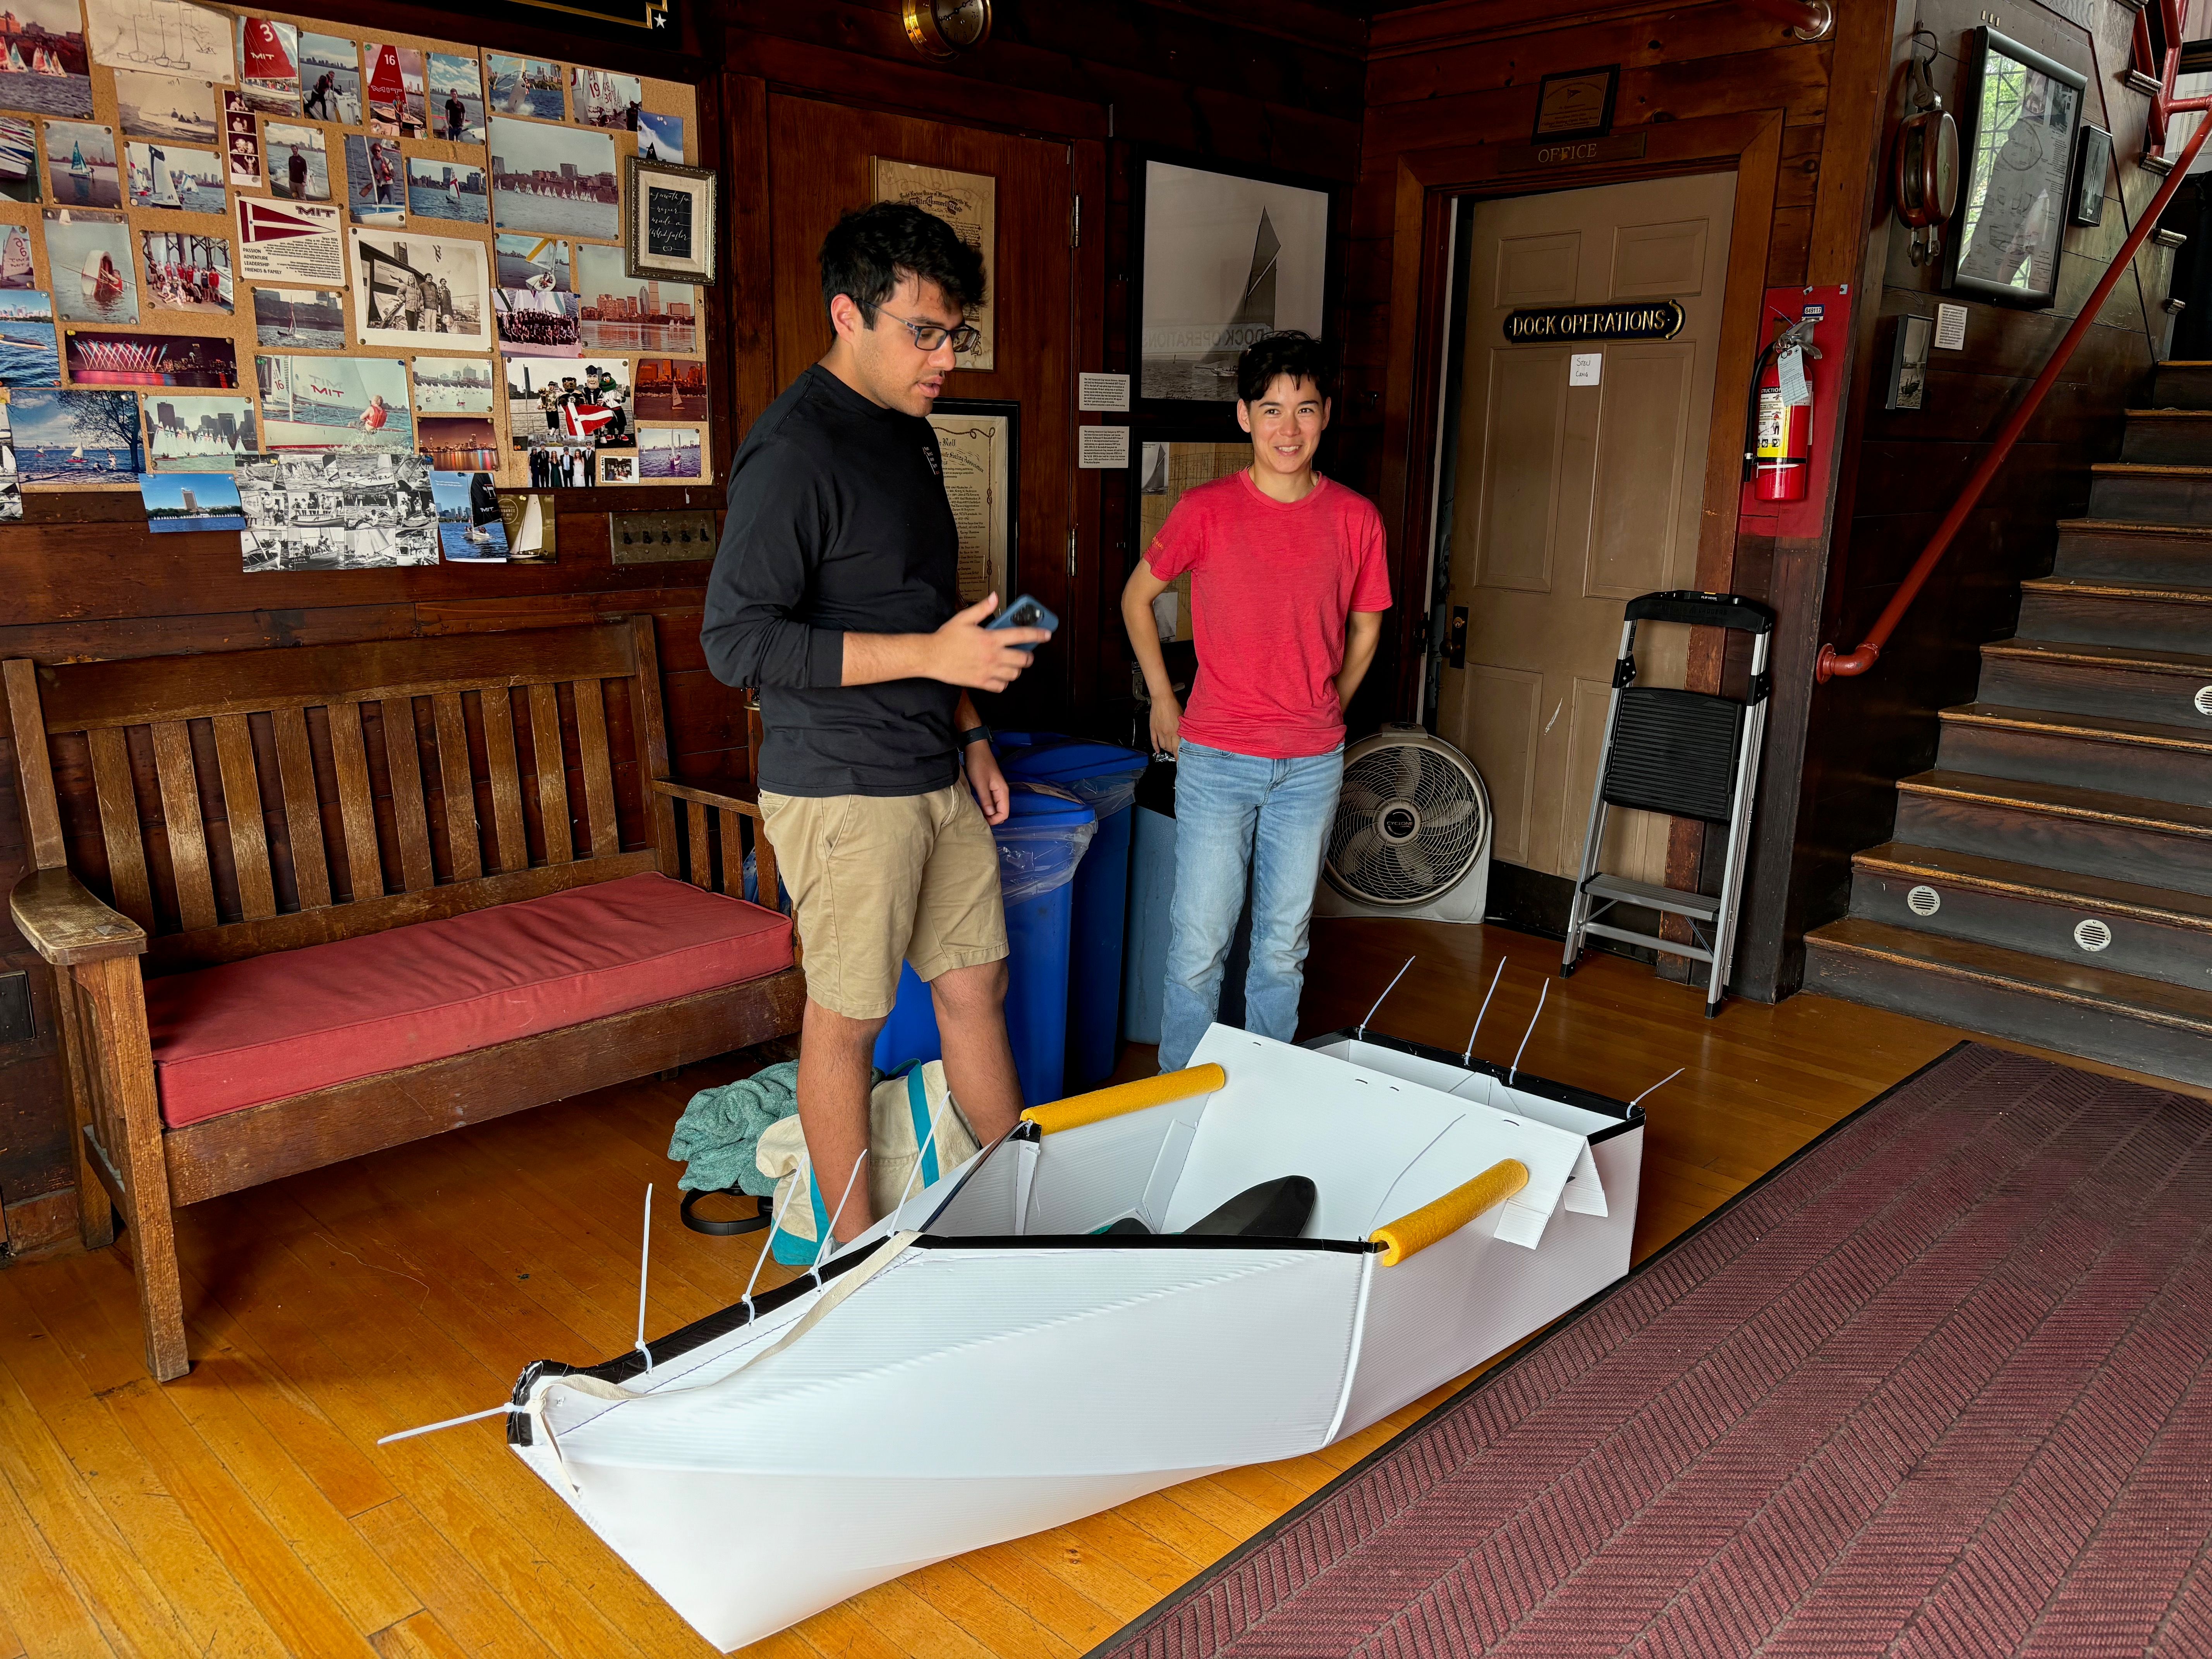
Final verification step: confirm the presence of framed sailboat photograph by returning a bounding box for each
[1133,153,1334,415]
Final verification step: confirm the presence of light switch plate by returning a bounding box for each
[610,510,718,564]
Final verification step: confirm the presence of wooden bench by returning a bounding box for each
[4,617,804,1381]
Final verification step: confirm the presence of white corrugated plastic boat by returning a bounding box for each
[498,1023,1647,1651]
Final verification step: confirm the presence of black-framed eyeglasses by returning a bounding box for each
[879,308,982,355]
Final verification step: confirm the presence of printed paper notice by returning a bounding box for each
[237,198,342,285]
[1934,302,1967,351]
[1078,372,1130,412]
[1078,424,1130,469]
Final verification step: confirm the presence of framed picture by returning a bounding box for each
[873,157,994,370]
[1133,154,1333,413]
[2071,124,2112,227]
[926,397,1017,606]
[1947,27,2087,309]
[1532,66,1617,141]
[1130,433,1252,644]
[625,155,718,286]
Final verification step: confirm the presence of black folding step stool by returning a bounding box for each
[1560,591,1775,1017]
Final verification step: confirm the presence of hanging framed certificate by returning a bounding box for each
[926,397,1016,606]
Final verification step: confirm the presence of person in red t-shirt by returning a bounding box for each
[1121,332,1392,1071]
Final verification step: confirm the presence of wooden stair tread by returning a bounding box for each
[1853,840,2212,930]
[2126,408,2212,417]
[1982,637,2212,675]
[1940,701,2212,751]
[1805,918,2212,1029]
[2092,462,2212,477]
[2019,577,2212,603]
[1898,769,2212,838]
[2058,516,2212,539]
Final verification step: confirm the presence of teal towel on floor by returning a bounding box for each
[667,1061,800,1195]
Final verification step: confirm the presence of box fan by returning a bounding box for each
[1317,725,1492,924]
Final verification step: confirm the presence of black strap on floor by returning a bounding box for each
[680,1186,773,1236]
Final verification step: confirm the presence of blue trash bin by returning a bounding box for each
[994,733,1147,1090]
[872,783,1096,1106]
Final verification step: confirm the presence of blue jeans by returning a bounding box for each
[1159,739,1345,1072]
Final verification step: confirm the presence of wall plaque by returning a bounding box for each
[1503,299,1684,344]
[1532,65,1618,140]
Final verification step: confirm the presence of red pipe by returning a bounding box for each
[1736,0,1832,41]
[1816,105,2212,683]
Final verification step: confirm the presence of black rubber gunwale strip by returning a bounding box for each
[908,1232,1378,1257]
[1079,1040,1977,1657]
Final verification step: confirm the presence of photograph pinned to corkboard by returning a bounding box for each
[0,5,706,500]
[870,157,992,370]
[498,487,555,558]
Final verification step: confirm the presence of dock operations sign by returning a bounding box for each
[1503,300,1683,343]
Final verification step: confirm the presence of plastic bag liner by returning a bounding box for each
[996,782,1097,903]
[994,733,1148,823]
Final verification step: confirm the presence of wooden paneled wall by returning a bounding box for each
[1347,0,1898,997]
[1767,0,2174,993]
[0,0,1369,1249]
[718,0,1367,740]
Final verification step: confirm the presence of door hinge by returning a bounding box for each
[1072,194,1081,249]
[1067,528,1078,578]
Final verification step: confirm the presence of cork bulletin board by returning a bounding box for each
[0,0,705,560]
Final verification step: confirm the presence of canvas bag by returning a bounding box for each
[758,1060,979,1264]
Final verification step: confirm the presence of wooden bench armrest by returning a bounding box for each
[651,773,763,817]
[10,866,147,966]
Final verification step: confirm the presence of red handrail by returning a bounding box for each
[1817,97,2212,682]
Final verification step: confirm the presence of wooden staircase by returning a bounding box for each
[1804,360,2212,1086]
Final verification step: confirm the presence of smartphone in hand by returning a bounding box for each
[987,594,1058,657]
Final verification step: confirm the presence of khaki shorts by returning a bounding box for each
[760,783,1008,1021]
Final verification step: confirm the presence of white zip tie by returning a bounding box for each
[1463,959,1508,1064]
[811,1148,869,1282]
[1508,980,1549,1087]
[737,1177,799,1321]
[634,1183,654,1374]
[377,1401,513,1445]
[1630,1067,1685,1109]
[1358,956,1416,1040]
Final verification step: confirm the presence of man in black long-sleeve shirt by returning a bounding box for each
[703,203,1049,1244]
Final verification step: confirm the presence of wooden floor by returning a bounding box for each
[0,918,2178,1659]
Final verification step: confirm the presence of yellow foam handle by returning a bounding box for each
[1370,1159,1530,1266]
[1021,1064,1226,1135]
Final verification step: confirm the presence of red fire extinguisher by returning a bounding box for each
[1751,318,1820,503]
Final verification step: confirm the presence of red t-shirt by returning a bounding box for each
[1146,471,1392,759]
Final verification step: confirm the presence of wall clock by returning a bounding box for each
[903,0,992,57]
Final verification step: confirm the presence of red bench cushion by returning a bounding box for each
[144,873,793,1128]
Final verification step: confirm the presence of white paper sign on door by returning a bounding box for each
[1568,352,1602,386]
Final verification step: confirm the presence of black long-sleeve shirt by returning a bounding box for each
[701,365,962,797]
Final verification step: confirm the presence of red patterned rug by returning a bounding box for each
[1089,1044,2212,1658]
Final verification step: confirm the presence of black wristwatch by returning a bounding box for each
[957,724,993,752]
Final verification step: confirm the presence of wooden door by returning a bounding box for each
[765,96,1075,720]
[1437,171,1737,885]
